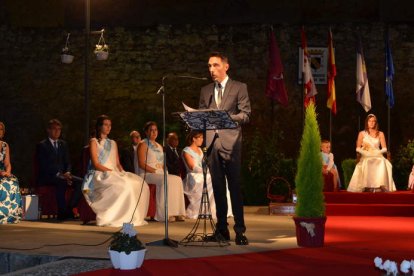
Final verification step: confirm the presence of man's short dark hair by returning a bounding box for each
[47,119,62,129]
[209,52,228,63]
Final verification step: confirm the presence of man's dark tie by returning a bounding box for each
[54,141,58,153]
[217,83,223,108]
[173,148,178,157]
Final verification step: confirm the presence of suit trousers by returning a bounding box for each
[208,146,246,234]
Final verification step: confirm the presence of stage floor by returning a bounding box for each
[0,207,298,261]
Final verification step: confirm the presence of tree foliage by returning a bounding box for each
[393,139,414,190]
[295,103,325,218]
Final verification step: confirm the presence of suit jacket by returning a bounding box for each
[165,145,181,176]
[120,145,135,173]
[199,78,251,160]
[36,138,71,185]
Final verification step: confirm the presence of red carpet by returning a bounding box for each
[76,216,414,276]
[325,191,414,216]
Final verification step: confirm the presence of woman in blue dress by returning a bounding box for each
[182,131,216,219]
[0,122,22,224]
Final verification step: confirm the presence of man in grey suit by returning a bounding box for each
[199,52,251,245]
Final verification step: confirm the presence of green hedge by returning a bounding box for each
[341,158,356,190]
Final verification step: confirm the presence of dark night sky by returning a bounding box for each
[2,0,414,29]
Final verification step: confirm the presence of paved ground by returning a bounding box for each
[0,207,298,275]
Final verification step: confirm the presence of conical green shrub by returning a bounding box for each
[295,102,325,218]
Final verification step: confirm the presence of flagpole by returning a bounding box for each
[385,26,394,155]
[302,72,305,125]
[388,103,391,149]
[385,26,390,151]
[327,27,336,143]
[270,25,275,135]
[329,111,332,142]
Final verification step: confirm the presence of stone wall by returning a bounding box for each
[1,22,414,188]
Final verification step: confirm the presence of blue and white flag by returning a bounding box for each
[356,35,371,112]
[385,33,395,108]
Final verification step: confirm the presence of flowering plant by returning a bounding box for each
[94,44,109,53]
[109,223,145,254]
[61,46,73,55]
[374,256,414,275]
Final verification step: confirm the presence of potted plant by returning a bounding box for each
[108,223,146,270]
[293,102,326,247]
[61,33,74,64]
[94,31,109,61]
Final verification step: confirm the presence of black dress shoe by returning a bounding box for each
[235,233,249,245]
[215,229,230,241]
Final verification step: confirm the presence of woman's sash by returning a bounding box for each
[82,139,112,195]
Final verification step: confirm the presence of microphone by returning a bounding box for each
[156,74,208,94]
[156,85,164,95]
[175,75,208,81]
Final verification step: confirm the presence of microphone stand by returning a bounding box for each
[147,74,208,248]
[147,75,178,247]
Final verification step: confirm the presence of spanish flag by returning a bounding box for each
[327,28,337,114]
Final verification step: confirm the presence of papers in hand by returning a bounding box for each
[182,102,197,112]
[182,102,213,112]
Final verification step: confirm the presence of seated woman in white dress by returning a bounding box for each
[182,131,216,219]
[408,165,414,191]
[137,121,185,222]
[347,114,396,192]
[82,115,150,227]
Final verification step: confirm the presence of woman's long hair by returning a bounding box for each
[95,114,111,142]
[143,121,157,139]
[0,121,5,140]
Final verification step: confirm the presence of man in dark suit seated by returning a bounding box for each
[120,130,141,174]
[164,132,182,177]
[36,119,80,220]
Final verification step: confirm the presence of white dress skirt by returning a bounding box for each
[182,147,233,219]
[182,147,216,219]
[138,139,186,221]
[347,133,396,192]
[83,138,150,227]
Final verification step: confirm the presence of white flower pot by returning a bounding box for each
[109,249,146,270]
[95,50,109,61]
[61,54,74,64]
[108,250,120,269]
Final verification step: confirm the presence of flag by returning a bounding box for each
[356,35,371,112]
[327,28,337,115]
[385,32,395,108]
[301,27,318,107]
[265,30,288,106]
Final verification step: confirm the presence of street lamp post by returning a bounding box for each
[84,0,91,144]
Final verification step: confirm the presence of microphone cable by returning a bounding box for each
[0,141,151,251]
[128,139,150,224]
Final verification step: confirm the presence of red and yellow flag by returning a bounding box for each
[301,27,317,107]
[327,28,337,114]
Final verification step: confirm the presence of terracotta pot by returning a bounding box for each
[293,216,327,247]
